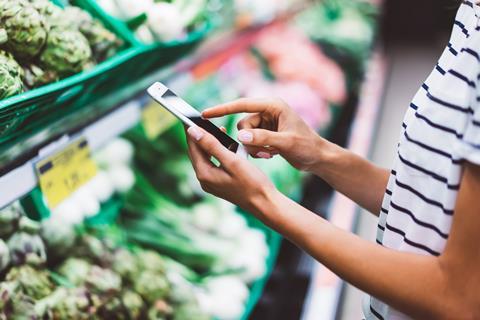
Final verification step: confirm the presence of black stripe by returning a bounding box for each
[397,153,461,190]
[409,103,418,110]
[435,64,446,75]
[448,69,476,88]
[422,83,429,91]
[381,207,389,214]
[402,122,407,129]
[454,20,470,37]
[394,179,455,215]
[391,169,397,175]
[377,224,385,232]
[385,188,393,196]
[370,304,385,320]
[461,48,480,62]
[390,201,450,238]
[403,131,462,164]
[410,105,464,139]
[421,86,474,114]
[473,119,480,127]
[463,0,474,8]
[385,222,441,256]
[448,42,458,56]
[376,238,383,245]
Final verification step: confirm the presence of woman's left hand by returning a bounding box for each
[185,125,276,216]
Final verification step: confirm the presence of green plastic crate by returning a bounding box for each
[0,0,141,146]
[83,0,215,69]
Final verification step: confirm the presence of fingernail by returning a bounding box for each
[238,130,253,143]
[188,126,204,141]
[256,151,272,159]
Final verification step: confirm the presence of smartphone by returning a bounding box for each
[147,82,247,157]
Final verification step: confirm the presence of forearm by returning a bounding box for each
[255,190,467,319]
[310,140,389,215]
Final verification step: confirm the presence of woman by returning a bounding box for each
[184,1,480,319]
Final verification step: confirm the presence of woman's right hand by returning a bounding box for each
[202,98,330,172]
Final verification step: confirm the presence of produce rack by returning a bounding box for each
[0,1,384,319]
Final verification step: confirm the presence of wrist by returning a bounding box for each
[248,184,282,222]
[309,137,343,178]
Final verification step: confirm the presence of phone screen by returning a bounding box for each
[156,88,239,153]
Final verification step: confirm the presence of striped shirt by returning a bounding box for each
[364,1,480,319]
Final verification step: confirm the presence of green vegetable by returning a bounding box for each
[121,290,145,319]
[28,0,62,22]
[39,27,92,77]
[22,63,58,88]
[57,258,91,286]
[85,265,122,294]
[0,239,10,273]
[0,0,48,59]
[110,248,139,283]
[146,299,172,320]
[40,218,76,257]
[67,7,122,62]
[6,265,53,299]
[173,302,211,320]
[0,50,23,99]
[133,271,170,303]
[35,287,93,319]
[7,232,46,266]
[0,203,23,239]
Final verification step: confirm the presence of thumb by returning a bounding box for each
[237,129,285,150]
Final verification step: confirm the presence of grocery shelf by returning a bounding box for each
[301,50,388,320]
[0,100,141,209]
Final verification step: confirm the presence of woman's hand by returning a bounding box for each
[185,125,277,216]
[202,98,330,172]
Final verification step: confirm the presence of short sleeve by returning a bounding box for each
[454,103,480,165]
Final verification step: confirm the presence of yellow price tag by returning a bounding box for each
[36,138,97,209]
[142,101,178,140]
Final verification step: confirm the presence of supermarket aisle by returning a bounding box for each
[338,43,445,319]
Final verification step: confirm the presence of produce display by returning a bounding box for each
[96,0,212,43]
[0,0,122,99]
[0,0,382,319]
[0,202,209,319]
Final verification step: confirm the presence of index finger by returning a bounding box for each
[202,98,275,118]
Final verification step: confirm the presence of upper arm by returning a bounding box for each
[440,162,480,315]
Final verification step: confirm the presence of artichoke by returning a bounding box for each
[22,63,58,88]
[58,7,122,62]
[35,287,92,320]
[173,303,211,320]
[75,235,110,264]
[39,27,92,77]
[8,291,37,319]
[97,296,128,320]
[147,299,172,320]
[134,271,170,303]
[7,231,47,266]
[0,280,17,310]
[84,265,122,294]
[40,218,76,257]
[0,239,10,272]
[0,0,48,59]
[28,0,62,22]
[121,290,144,320]
[17,215,41,234]
[0,202,23,240]
[136,250,167,274]
[111,249,139,283]
[6,265,53,299]
[0,50,24,99]
[57,258,91,286]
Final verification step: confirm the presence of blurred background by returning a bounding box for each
[0,0,462,319]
